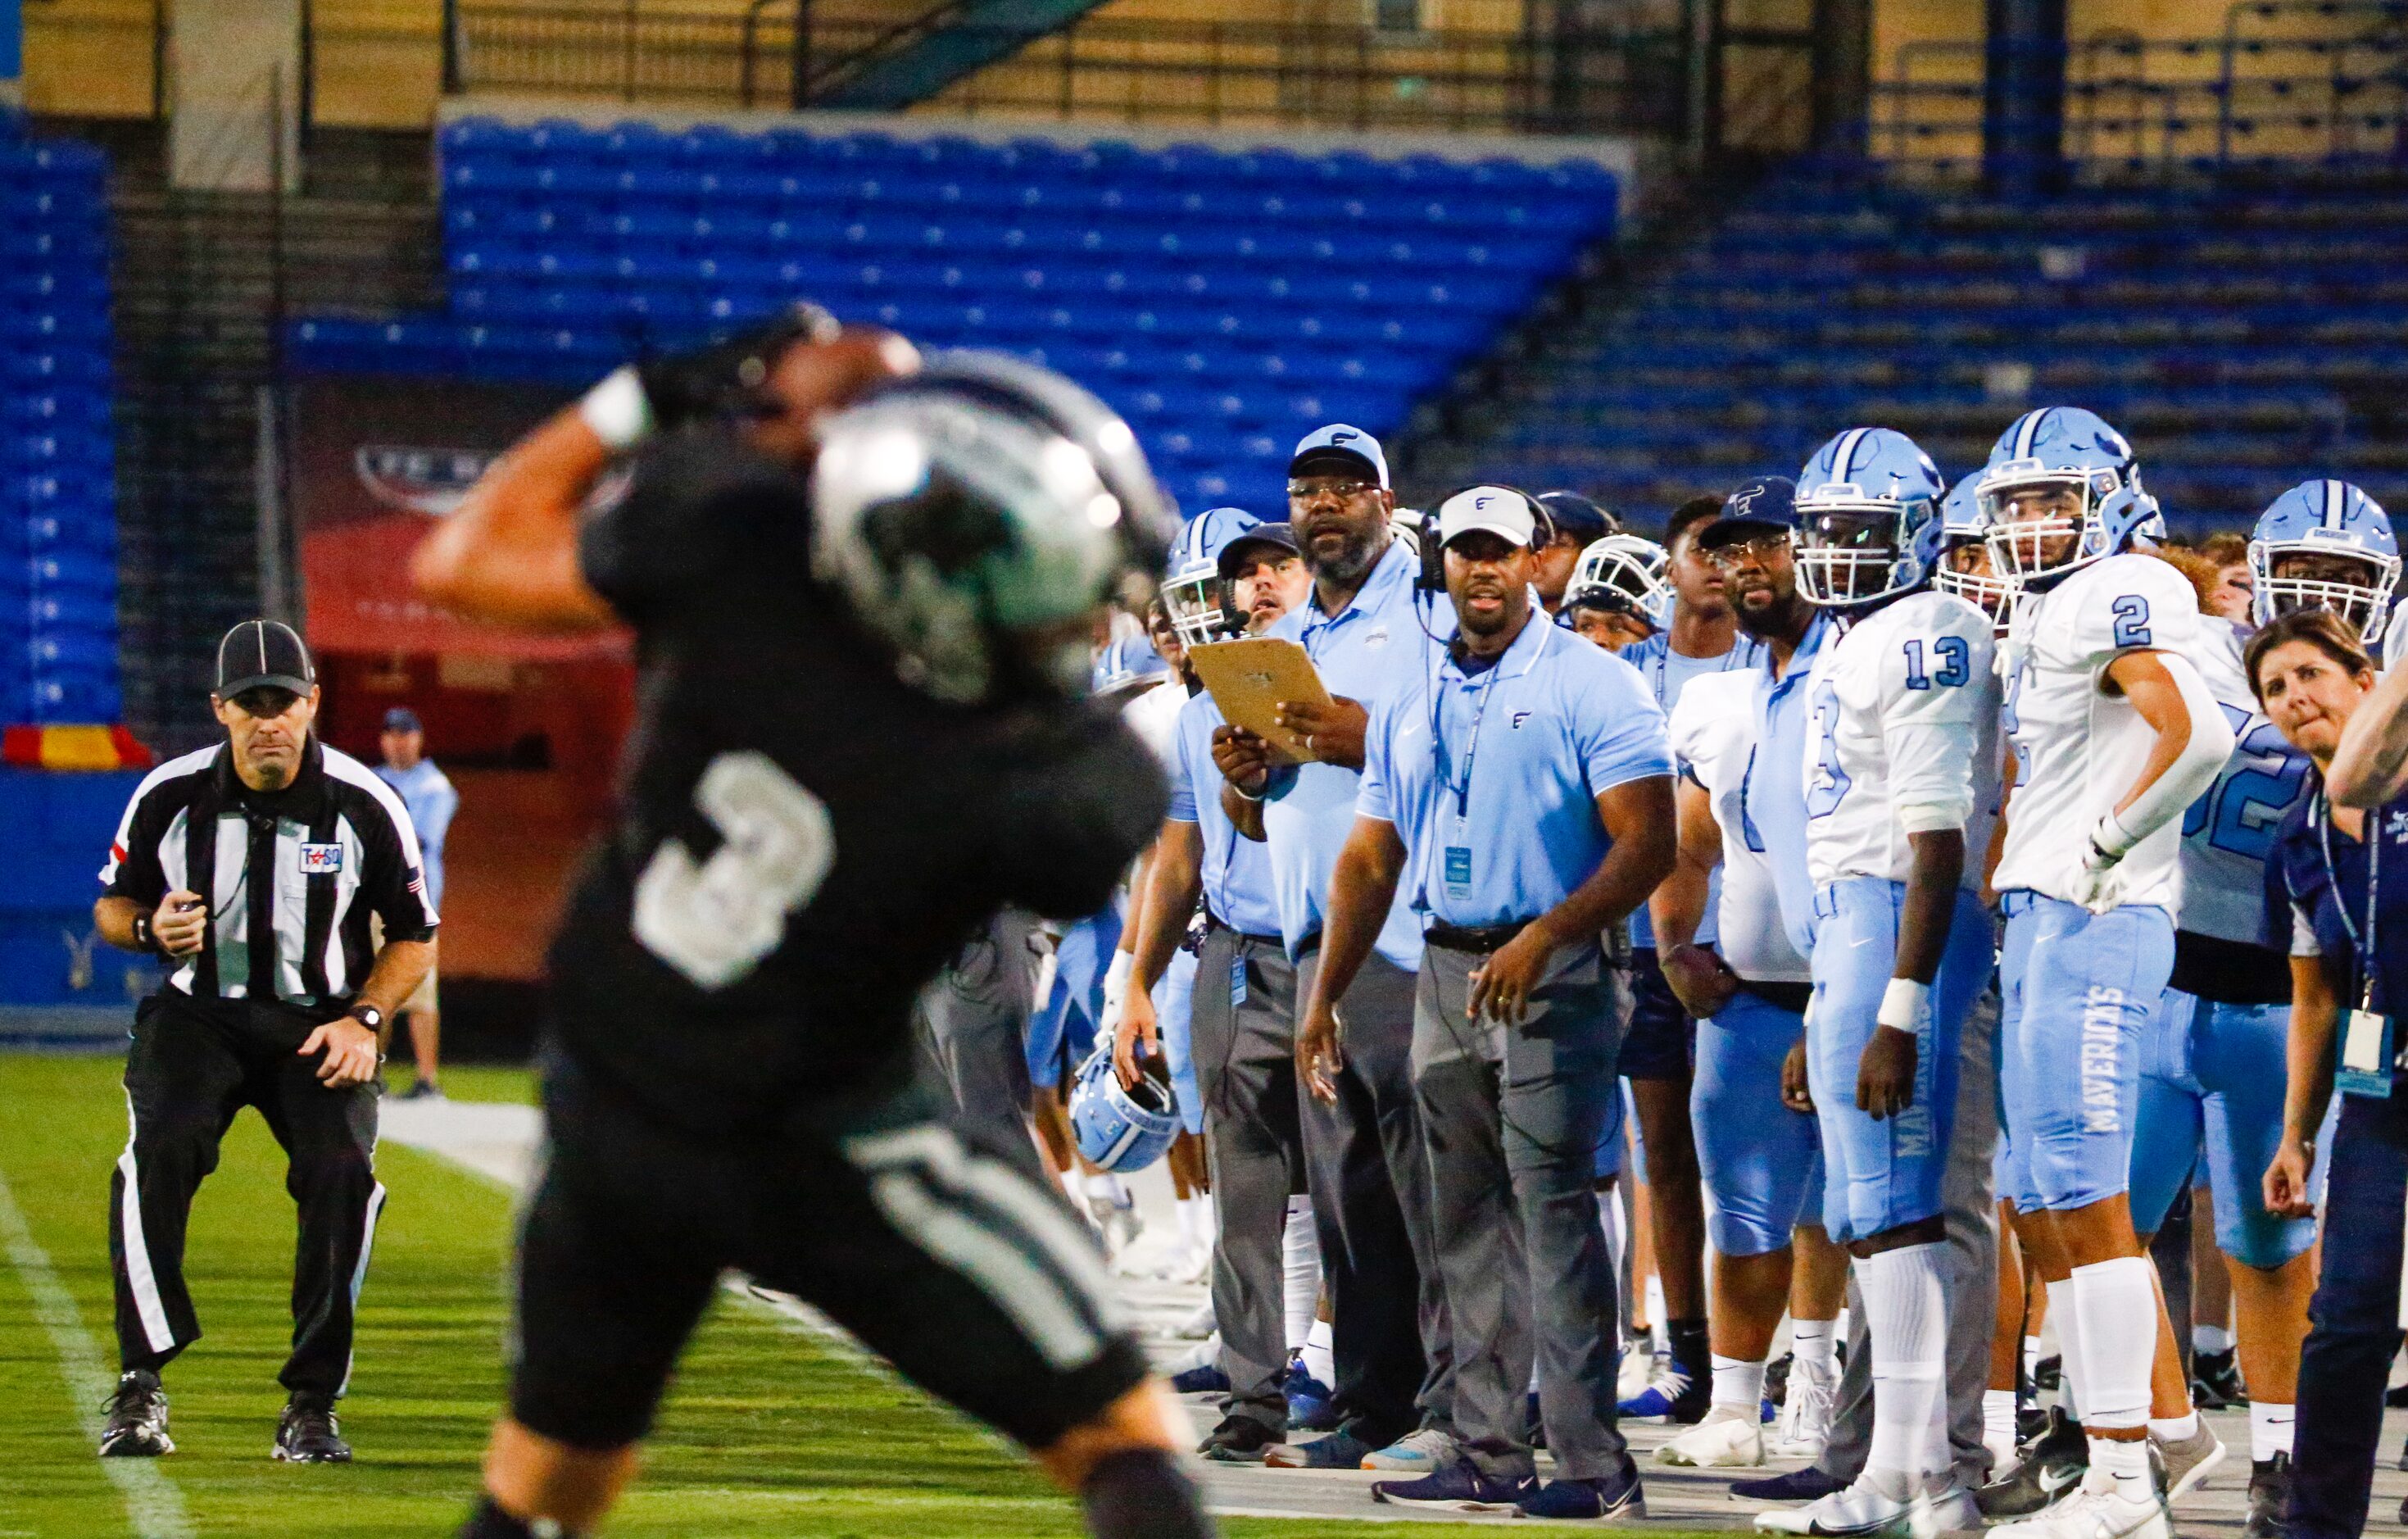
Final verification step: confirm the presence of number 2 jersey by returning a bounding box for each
[1801,589,2001,892]
[546,432,1167,1138]
[1993,552,2204,912]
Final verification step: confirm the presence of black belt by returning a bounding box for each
[1736,978,1814,1015]
[1425,919,1541,956]
[1204,906,1282,948]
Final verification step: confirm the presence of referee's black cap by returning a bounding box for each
[216,619,315,698]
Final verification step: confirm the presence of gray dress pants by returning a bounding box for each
[914,910,1046,1188]
[1191,924,1305,1429]
[1415,937,1628,1482]
[1295,944,1450,1448]
[1818,980,2002,1490]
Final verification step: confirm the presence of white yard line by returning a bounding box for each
[0,1165,194,1539]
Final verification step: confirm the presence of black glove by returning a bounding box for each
[634,302,838,432]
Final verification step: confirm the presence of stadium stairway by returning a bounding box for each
[808,0,1119,111]
[288,111,1624,520]
[75,122,443,752]
[1401,166,2408,533]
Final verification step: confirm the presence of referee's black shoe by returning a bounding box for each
[98,1369,173,1456]
[274,1394,352,1463]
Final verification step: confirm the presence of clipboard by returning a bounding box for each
[1186,638,1335,765]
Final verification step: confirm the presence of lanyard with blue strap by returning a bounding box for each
[2319,788,2392,1096]
[1435,647,1508,898]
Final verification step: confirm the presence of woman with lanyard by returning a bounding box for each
[2252,606,2408,1539]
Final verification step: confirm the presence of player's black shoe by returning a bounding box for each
[1975,1405,2087,1518]
[2192,1346,2246,1410]
[1197,1414,1281,1464]
[2032,1353,2062,1391]
[1766,1349,1794,1407]
[98,1370,172,1457]
[2243,1453,2289,1539]
[273,1395,352,1463]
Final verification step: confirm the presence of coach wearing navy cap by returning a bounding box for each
[1302,485,1676,1519]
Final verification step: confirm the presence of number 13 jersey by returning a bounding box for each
[1993,552,2204,912]
[1801,588,2001,891]
[546,434,1167,1137]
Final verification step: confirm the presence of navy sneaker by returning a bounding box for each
[1264,1428,1378,1469]
[1731,1465,1847,1503]
[1517,1458,1647,1521]
[1171,1362,1230,1395]
[1372,1460,1532,1512]
[1283,1358,1337,1432]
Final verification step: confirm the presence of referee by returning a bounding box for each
[91,619,438,1464]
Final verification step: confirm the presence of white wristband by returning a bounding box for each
[2089,808,2142,860]
[1102,949,1133,1011]
[578,365,654,451]
[1877,977,1930,1033]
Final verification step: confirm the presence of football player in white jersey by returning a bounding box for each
[1981,407,2236,1539]
[1647,663,1834,1469]
[1746,428,2001,1537]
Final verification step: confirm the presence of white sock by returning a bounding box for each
[1712,1354,1768,1414]
[1598,1188,1627,1273]
[2150,1410,2198,1443]
[1303,1318,1336,1387]
[2045,1279,2084,1419]
[2251,1401,2295,1462]
[2023,1333,2043,1391]
[1984,1388,2019,1441]
[2193,1323,2234,1357]
[1059,1169,1086,1208]
[2072,1256,2160,1498]
[1860,1243,1950,1478]
[1646,1274,1667,1355]
[1834,1305,1852,1349]
[1174,1196,1201,1251]
[1084,1171,1126,1205]
[1281,1196,1319,1355]
[1196,1192,1217,1244]
[1793,1318,1839,1377]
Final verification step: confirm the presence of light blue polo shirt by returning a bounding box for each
[1261,538,1447,970]
[1616,630,1766,949]
[1166,688,1284,938]
[1358,613,1674,931]
[1743,614,1833,959]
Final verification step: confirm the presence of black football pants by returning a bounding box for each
[109,992,384,1400]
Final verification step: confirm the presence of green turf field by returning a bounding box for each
[0,1052,1662,1538]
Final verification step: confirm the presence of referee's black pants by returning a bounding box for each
[109,992,384,1401]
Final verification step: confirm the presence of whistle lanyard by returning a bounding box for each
[2318,790,2384,1013]
[1442,658,1507,818]
[1646,637,1748,706]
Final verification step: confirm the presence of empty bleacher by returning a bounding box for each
[289,114,1621,515]
[2,125,120,727]
[1410,171,2408,532]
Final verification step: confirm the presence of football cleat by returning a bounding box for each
[1988,1468,2169,1539]
[1658,1405,1767,1467]
[272,1396,351,1464]
[1977,1407,2088,1519]
[1771,1356,1839,1461]
[1619,1362,1709,1423]
[1282,1357,1336,1432]
[97,1370,172,1458]
[2189,1346,2246,1410]
[2243,1453,2289,1539]
[1753,1469,1933,1537]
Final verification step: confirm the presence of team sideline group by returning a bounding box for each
[951,406,2408,1536]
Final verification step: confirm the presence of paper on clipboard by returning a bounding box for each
[1187,638,1334,765]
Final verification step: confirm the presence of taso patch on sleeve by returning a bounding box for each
[299,842,346,875]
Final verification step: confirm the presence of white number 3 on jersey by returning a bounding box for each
[633,751,836,987]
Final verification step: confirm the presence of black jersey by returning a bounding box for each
[546,430,1165,1137]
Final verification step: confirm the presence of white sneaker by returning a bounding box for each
[1771,1360,1838,1460]
[1154,1242,1212,1285]
[1660,1405,1768,1467]
[1754,1471,1934,1537]
[1989,1470,2170,1539]
[1163,1333,1219,1376]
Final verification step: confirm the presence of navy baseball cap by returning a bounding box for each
[1535,489,1618,545]
[1288,424,1390,489]
[1696,475,1800,548]
[215,619,315,698]
[1218,520,1301,580]
[383,707,424,733]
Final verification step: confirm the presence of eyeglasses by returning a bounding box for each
[1287,478,1376,502]
[1703,531,1792,568]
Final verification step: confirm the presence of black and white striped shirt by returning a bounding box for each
[100,738,439,1015]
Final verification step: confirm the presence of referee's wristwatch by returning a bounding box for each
[347,1004,385,1034]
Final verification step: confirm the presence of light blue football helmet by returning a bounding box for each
[1931,470,2015,628]
[2250,479,2400,640]
[1793,427,1947,607]
[1161,506,1265,648]
[1561,534,1676,630]
[1975,406,2157,584]
[1091,632,1171,698]
[1069,1045,1179,1173]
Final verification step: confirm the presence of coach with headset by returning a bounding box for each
[1301,485,1675,1519]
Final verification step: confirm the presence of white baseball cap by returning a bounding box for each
[1289,424,1390,489]
[1435,485,1538,549]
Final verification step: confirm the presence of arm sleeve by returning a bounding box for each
[1355,692,1398,824]
[1000,726,1170,919]
[98,781,168,906]
[578,432,807,625]
[1882,603,1998,835]
[1573,650,1676,796]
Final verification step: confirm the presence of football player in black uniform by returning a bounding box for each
[412,310,1211,1539]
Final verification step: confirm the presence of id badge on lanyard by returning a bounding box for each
[2323,792,2392,1098]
